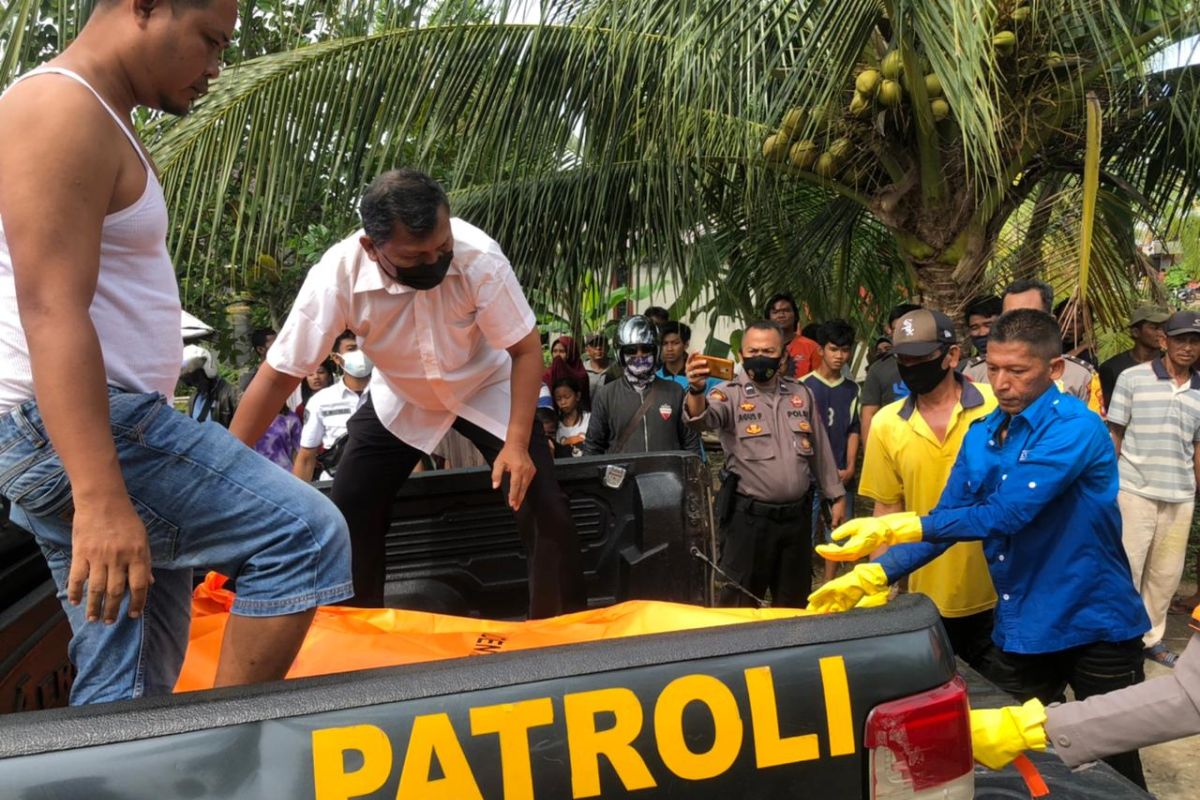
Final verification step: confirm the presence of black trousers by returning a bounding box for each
[980,637,1147,789]
[941,609,995,671]
[330,395,587,618]
[717,494,813,608]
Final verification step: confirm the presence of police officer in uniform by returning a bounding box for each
[685,321,845,607]
[962,279,1103,412]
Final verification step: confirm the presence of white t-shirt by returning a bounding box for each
[300,380,368,450]
[269,219,536,453]
[557,412,590,457]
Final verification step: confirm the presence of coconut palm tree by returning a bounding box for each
[4,0,1198,330]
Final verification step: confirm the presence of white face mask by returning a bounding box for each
[340,349,374,378]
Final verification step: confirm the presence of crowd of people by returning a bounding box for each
[3,3,1200,788]
[804,296,1200,787]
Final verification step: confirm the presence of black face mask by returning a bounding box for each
[378,249,453,290]
[743,355,781,384]
[897,351,951,396]
[971,335,989,357]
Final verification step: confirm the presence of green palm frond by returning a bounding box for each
[5,0,1200,333]
[991,173,1159,330]
[151,18,697,287]
[1,0,95,86]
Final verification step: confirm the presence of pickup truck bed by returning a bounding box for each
[0,453,1152,798]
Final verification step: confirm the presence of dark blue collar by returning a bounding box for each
[985,382,1062,435]
[1150,357,1200,390]
[897,373,987,421]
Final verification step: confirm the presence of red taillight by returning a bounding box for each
[865,676,974,800]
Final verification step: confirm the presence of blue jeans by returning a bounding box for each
[0,390,352,704]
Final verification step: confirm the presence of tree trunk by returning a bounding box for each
[902,226,998,317]
[910,260,967,315]
[225,297,255,370]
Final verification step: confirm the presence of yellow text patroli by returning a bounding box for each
[176,573,815,691]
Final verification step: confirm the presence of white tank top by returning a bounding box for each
[0,67,182,414]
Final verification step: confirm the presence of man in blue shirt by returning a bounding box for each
[803,320,860,583]
[810,309,1150,788]
[657,321,721,394]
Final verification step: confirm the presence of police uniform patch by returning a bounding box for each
[798,420,812,433]
[659,403,673,421]
[711,389,727,402]
[790,395,804,408]
[740,402,756,411]
[745,424,763,435]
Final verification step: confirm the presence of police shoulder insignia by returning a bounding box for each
[711,389,727,402]
[740,401,756,411]
[745,423,764,435]
[1064,353,1094,371]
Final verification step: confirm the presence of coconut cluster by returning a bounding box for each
[760,106,850,178]
[761,3,1051,179]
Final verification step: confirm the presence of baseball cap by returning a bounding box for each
[1164,310,1200,337]
[1130,304,1170,326]
[891,309,957,356]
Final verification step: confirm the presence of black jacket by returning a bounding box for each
[583,376,702,457]
[185,377,241,429]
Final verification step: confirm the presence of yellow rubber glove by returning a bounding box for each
[969,699,1048,770]
[806,563,890,613]
[854,588,890,609]
[815,511,924,562]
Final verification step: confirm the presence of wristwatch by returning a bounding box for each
[687,385,706,395]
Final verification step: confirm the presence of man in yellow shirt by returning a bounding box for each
[859,309,998,667]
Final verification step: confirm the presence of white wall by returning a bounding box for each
[631,265,744,355]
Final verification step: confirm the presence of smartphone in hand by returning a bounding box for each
[700,355,735,381]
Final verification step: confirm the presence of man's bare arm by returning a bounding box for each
[292,447,319,481]
[1108,421,1125,458]
[505,328,542,444]
[860,405,880,446]
[492,328,542,510]
[230,363,303,446]
[843,431,861,481]
[1193,446,1200,496]
[685,352,710,420]
[0,82,151,623]
[870,499,905,560]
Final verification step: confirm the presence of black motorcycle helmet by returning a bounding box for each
[615,315,660,368]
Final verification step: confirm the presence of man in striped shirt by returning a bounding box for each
[1108,310,1200,667]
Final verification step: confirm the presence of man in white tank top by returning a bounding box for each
[0,0,352,705]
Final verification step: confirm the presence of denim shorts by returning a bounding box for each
[0,389,352,704]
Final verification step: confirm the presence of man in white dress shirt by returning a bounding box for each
[233,169,586,616]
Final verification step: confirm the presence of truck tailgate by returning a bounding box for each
[0,596,953,799]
